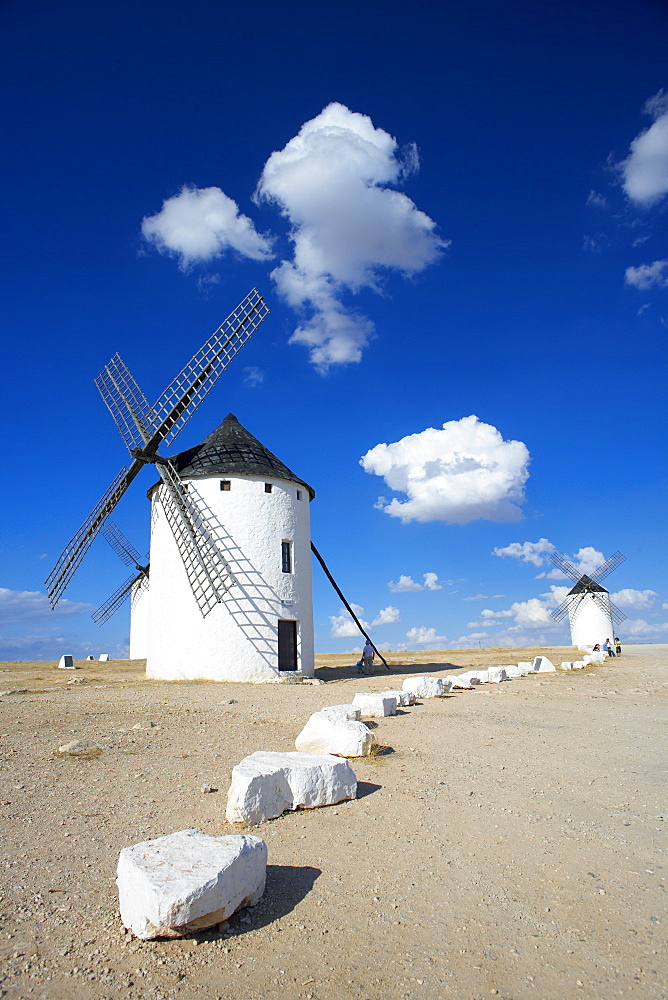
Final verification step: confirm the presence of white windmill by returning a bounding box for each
[47,288,389,681]
[549,551,627,648]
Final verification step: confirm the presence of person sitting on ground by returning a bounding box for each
[361,640,375,674]
[592,643,601,652]
[603,638,615,657]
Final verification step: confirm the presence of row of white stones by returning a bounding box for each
[118,651,607,939]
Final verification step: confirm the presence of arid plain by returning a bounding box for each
[0,644,666,1000]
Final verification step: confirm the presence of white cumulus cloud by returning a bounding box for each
[406,626,447,645]
[0,588,93,625]
[371,605,400,626]
[610,588,657,610]
[388,572,443,592]
[621,90,668,206]
[256,102,446,371]
[141,185,273,268]
[361,415,530,524]
[625,259,668,290]
[493,538,555,567]
[388,575,423,593]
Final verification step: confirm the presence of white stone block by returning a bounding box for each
[295,712,376,757]
[58,655,75,670]
[379,689,413,707]
[532,656,556,673]
[456,671,483,686]
[226,751,357,826]
[518,661,533,672]
[352,693,397,717]
[559,661,574,670]
[86,655,95,661]
[487,666,508,683]
[99,653,110,662]
[319,704,362,722]
[445,674,472,689]
[401,676,445,699]
[571,660,585,670]
[467,670,489,684]
[504,664,526,678]
[117,829,267,940]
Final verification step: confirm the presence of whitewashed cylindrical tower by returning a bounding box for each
[141,414,315,683]
[568,591,615,649]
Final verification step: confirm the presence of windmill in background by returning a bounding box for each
[549,550,626,648]
[91,521,149,627]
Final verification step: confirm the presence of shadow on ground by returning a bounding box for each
[314,660,468,682]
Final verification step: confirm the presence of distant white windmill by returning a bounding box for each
[549,551,626,648]
[47,288,389,681]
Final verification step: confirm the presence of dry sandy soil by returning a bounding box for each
[0,645,666,1000]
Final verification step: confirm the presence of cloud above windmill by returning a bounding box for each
[141,186,273,268]
[361,415,530,524]
[141,103,445,371]
[620,89,668,207]
[493,539,609,579]
[255,102,446,371]
[625,259,668,290]
[388,572,444,592]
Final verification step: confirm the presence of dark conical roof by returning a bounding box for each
[165,414,315,499]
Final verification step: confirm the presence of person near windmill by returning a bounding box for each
[361,640,375,674]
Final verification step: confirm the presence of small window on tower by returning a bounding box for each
[220,480,231,491]
[265,483,273,493]
[297,490,302,500]
[282,540,292,574]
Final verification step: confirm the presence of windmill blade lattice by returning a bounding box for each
[96,354,160,451]
[46,464,143,607]
[46,288,268,612]
[590,592,627,624]
[590,551,626,583]
[93,571,144,626]
[151,288,269,449]
[550,597,572,622]
[101,520,146,569]
[157,461,235,616]
[548,552,581,582]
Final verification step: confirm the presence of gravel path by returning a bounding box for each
[0,645,665,1000]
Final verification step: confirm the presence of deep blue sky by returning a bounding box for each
[1,0,666,659]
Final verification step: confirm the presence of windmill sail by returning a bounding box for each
[46,288,268,611]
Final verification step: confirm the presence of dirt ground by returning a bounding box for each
[0,644,666,1000]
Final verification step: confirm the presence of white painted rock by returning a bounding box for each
[487,666,508,683]
[505,664,526,678]
[352,693,397,717]
[456,671,483,686]
[467,670,489,684]
[518,661,533,672]
[117,829,266,940]
[86,655,95,661]
[532,656,556,673]
[319,704,362,722]
[226,751,357,825]
[559,661,574,671]
[99,653,110,662]
[295,712,375,757]
[444,674,472,689]
[583,652,606,665]
[401,676,445,698]
[58,654,75,670]
[571,660,585,670]
[379,689,413,707]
